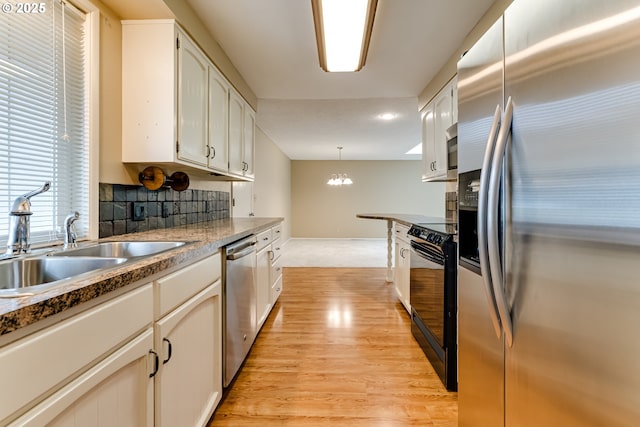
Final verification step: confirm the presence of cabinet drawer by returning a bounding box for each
[271,275,283,303]
[0,284,153,423]
[270,256,282,283]
[156,253,221,318]
[271,241,283,262]
[256,229,271,252]
[271,224,282,242]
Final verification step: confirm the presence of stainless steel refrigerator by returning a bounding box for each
[457,0,640,425]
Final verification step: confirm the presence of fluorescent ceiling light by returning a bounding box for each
[406,143,422,155]
[312,0,378,72]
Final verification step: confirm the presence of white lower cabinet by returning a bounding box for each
[256,244,272,328]
[154,282,222,427]
[256,222,284,329]
[10,328,154,427]
[0,284,153,425]
[0,253,223,427]
[394,223,411,313]
[153,253,222,427]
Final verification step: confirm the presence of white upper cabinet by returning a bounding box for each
[228,89,255,179]
[228,90,245,176]
[177,32,208,167]
[451,76,458,123]
[422,76,457,182]
[242,107,255,179]
[208,66,230,172]
[121,20,254,181]
[421,103,436,181]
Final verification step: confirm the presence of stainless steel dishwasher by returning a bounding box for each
[222,234,257,387]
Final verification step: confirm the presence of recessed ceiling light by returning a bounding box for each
[378,113,397,120]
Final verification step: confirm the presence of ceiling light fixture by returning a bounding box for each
[311,0,378,72]
[327,147,353,186]
[378,112,397,120]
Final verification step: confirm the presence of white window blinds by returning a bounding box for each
[0,0,89,247]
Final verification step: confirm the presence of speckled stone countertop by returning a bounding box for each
[356,213,449,227]
[0,217,283,337]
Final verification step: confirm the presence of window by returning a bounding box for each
[0,0,94,247]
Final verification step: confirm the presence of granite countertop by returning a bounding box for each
[0,217,283,337]
[356,213,448,227]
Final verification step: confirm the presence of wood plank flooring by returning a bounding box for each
[209,267,458,426]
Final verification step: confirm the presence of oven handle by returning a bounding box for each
[410,241,445,265]
[488,96,514,348]
[478,104,504,340]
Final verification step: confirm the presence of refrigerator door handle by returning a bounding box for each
[488,96,514,347]
[478,104,504,339]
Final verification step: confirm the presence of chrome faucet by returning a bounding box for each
[6,181,51,254]
[64,211,80,249]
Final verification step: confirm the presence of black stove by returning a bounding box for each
[407,220,458,391]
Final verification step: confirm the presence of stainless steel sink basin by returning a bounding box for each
[0,256,128,293]
[51,241,186,258]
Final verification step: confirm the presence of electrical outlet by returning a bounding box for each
[133,202,146,221]
[161,202,170,218]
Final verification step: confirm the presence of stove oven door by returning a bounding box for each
[409,240,446,347]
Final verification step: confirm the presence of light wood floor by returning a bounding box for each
[209,267,458,426]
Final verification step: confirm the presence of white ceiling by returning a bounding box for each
[185,0,495,160]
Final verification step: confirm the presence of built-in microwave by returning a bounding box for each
[445,123,458,180]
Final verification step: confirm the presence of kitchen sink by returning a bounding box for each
[0,256,128,294]
[50,241,186,259]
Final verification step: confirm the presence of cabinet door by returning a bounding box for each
[256,246,272,328]
[228,90,245,176]
[242,106,255,178]
[10,329,154,427]
[421,103,436,181]
[397,240,411,313]
[208,65,229,172]
[177,32,208,167]
[451,76,458,124]
[155,282,222,427]
[433,85,453,177]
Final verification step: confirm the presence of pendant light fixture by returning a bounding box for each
[311,0,378,72]
[327,147,353,186]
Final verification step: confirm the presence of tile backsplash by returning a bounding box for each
[99,183,230,238]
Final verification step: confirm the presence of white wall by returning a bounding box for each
[291,160,445,238]
[253,127,292,241]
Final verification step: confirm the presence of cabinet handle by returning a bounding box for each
[149,349,159,378]
[263,237,269,241]
[268,250,274,261]
[162,337,173,364]
[211,146,216,159]
[205,145,211,158]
